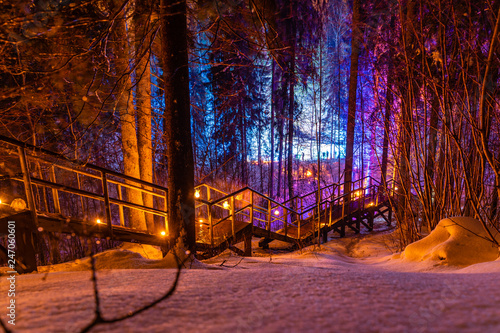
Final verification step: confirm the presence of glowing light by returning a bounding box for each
[274,210,280,216]
[236,194,242,200]
[223,201,229,209]
[199,219,204,223]
[160,231,166,236]
[306,170,312,177]
[96,219,103,224]
[368,202,374,207]
[0,199,2,204]
[194,190,200,198]
[394,187,398,191]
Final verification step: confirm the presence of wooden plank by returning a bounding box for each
[243,229,252,256]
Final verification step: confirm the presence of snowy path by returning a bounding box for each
[1,235,500,333]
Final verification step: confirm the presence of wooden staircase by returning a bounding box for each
[193,177,394,257]
[0,135,394,272]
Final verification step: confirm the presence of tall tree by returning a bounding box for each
[287,0,297,203]
[115,2,147,231]
[344,0,361,196]
[134,0,155,232]
[161,0,195,252]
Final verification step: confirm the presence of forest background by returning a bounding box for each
[1,0,500,261]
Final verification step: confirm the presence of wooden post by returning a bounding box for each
[328,197,333,227]
[49,165,61,214]
[243,229,252,257]
[209,204,214,250]
[230,195,235,238]
[369,207,374,230]
[118,184,125,226]
[101,172,113,237]
[387,206,393,226]
[267,199,272,237]
[284,208,288,237]
[250,191,254,226]
[164,190,169,235]
[76,172,85,219]
[16,219,38,274]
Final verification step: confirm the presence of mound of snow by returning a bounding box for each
[402,217,500,266]
[118,243,164,259]
[38,243,207,272]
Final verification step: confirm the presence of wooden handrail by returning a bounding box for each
[0,134,168,193]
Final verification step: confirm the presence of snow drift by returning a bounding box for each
[37,243,204,272]
[403,216,500,266]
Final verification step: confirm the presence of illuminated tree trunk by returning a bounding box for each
[380,63,392,184]
[116,6,147,231]
[134,0,155,232]
[161,0,195,251]
[277,98,284,198]
[269,60,276,197]
[287,0,296,203]
[344,0,361,197]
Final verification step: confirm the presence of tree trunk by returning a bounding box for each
[161,0,195,252]
[344,0,361,197]
[116,6,146,231]
[277,96,284,199]
[269,60,276,197]
[134,0,155,232]
[287,0,296,203]
[380,64,392,183]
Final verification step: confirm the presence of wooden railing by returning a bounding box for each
[194,186,301,247]
[0,135,168,238]
[194,175,394,247]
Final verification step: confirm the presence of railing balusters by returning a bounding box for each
[267,199,271,236]
[50,165,61,214]
[284,208,288,237]
[164,190,168,235]
[101,172,113,237]
[230,195,235,238]
[250,191,254,227]
[209,203,214,250]
[118,184,125,226]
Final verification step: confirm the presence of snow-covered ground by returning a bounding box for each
[1,227,500,333]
